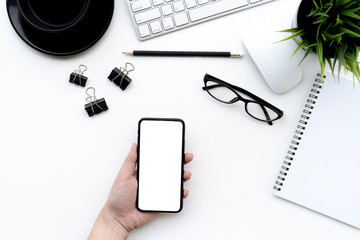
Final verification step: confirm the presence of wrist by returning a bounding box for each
[88,207,130,240]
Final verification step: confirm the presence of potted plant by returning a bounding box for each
[280,0,360,82]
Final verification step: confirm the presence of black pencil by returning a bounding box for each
[123,50,242,58]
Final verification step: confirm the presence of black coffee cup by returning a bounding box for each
[17,0,90,32]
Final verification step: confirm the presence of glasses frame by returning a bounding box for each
[202,74,284,125]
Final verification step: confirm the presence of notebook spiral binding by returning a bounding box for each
[274,73,326,191]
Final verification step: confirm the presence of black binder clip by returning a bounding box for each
[70,64,88,87]
[108,62,135,90]
[84,87,108,117]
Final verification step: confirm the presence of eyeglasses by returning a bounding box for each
[202,74,284,125]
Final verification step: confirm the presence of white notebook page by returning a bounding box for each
[274,71,360,228]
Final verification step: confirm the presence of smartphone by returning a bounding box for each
[136,118,185,213]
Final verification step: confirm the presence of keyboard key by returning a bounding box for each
[162,17,174,30]
[150,20,163,33]
[130,0,151,12]
[161,4,173,16]
[189,0,248,22]
[198,0,209,5]
[131,0,152,12]
[173,0,185,12]
[153,0,164,5]
[134,8,161,24]
[174,12,189,26]
[138,24,151,37]
[185,0,197,8]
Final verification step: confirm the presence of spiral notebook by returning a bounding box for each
[274,71,360,228]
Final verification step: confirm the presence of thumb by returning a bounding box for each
[118,143,138,178]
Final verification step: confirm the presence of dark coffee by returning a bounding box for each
[27,0,88,28]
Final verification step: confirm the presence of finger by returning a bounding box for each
[183,171,192,181]
[184,153,194,164]
[119,143,138,178]
[183,189,189,199]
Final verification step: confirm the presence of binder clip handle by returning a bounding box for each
[118,62,135,88]
[121,62,135,74]
[78,64,88,74]
[74,64,87,78]
[70,64,88,87]
[85,87,97,103]
[108,62,135,91]
[84,87,108,117]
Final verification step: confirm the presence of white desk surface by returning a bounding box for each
[1,0,359,239]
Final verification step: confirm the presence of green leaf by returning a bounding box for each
[308,7,318,17]
[331,51,339,79]
[315,40,326,82]
[355,63,360,84]
[323,3,333,15]
[298,46,314,66]
[340,10,360,21]
[339,0,358,10]
[342,18,360,32]
[277,28,300,33]
[316,22,325,38]
[337,43,347,78]
[326,57,337,82]
[322,32,343,44]
[335,14,344,26]
[348,6,360,13]
[290,41,308,63]
[339,27,360,38]
[275,29,305,43]
[312,0,320,12]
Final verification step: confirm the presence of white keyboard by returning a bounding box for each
[126,0,275,40]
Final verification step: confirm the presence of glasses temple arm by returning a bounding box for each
[260,104,273,125]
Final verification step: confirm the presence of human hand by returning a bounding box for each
[88,143,193,240]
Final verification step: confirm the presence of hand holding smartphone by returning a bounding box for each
[136,118,185,213]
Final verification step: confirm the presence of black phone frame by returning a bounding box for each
[136,117,185,213]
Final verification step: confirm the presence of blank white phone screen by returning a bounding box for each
[138,120,184,212]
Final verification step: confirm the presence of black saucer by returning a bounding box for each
[6,0,114,56]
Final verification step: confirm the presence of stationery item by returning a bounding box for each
[125,0,276,40]
[84,87,108,117]
[123,50,242,58]
[6,0,114,56]
[274,71,360,228]
[69,65,88,87]
[202,74,283,125]
[108,62,135,90]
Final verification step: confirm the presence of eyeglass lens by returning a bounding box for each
[205,81,238,103]
[246,102,279,121]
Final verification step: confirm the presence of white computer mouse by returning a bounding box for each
[243,25,303,94]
